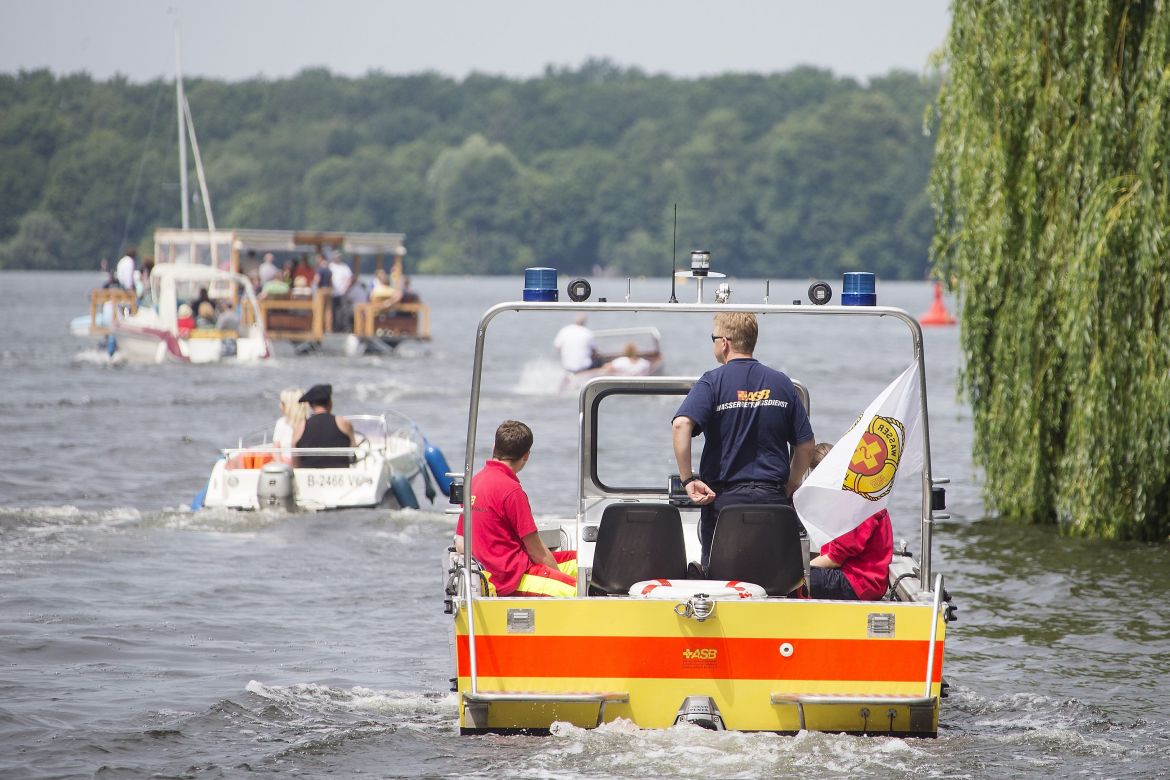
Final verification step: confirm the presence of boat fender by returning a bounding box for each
[418,459,437,503]
[390,473,420,510]
[424,439,453,495]
[191,483,207,511]
[628,579,767,600]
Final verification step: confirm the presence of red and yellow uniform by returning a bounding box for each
[456,460,576,597]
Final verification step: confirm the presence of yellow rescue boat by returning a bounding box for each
[444,279,955,737]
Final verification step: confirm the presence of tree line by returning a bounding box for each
[0,61,939,279]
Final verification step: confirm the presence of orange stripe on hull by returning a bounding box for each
[458,635,944,682]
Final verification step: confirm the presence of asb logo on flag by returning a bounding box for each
[792,361,923,549]
[844,416,905,501]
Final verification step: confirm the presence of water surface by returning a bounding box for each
[1,271,1167,778]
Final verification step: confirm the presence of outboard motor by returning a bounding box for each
[257,461,296,511]
[673,696,726,730]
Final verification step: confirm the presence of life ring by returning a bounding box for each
[628,579,766,600]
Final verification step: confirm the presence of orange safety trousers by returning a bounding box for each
[511,551,578,598]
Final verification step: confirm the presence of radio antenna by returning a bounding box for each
[668,203,678,303]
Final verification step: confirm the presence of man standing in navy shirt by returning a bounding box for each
[672,312,815,567]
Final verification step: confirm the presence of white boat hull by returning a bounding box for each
[202,456,394,510]
[199,418,428,511]
[110,323,269,364]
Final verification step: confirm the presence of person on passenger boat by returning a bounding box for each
[672,311,816,568]
[293,256,315,287]
[116,248,137,290]
[553,313,601,373]
[176,303,196,336]
[138,260,155,307]
[805,442,894,601]
[258,253,280,286]
[329,251,354,332]
[370,269,403,304]
[191,287,213,319]
[399,276,419,304]
[292,384,355,469]
[454,420,578,598]
[98,257,118,288]
[214,300,240,333]
[260,275,290,299]
[290,275,313,298]
[195,301,216,329]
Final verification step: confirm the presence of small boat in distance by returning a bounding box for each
[109,263,270,364]
[559,326,664,391]
[197,411,446,511]
[69,38,429,358]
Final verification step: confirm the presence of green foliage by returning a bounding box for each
[930,0,1170,540]
[0,63,938,279]
[40,128,139,261]
[0,211,69,269]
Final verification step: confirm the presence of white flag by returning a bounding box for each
[793,361,924,549]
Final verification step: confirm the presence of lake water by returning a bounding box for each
[1,271,1168,778]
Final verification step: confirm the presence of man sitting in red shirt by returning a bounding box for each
[455,420,577,597]
[807,443,893,601]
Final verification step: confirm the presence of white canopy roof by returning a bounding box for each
[154,228,406,255]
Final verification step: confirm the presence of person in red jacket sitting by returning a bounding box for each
[807,443,894,601]
[176,303,195,337]
[454,420,578,597]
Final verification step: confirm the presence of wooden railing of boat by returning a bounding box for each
[352,300,431,341]
[242,291,431,343]
[87,289,138,335]
[245,290,330,342]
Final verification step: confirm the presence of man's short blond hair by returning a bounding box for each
[714,311,758,354]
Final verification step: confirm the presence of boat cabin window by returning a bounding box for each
[588,381,810,495]
[155,234,232,269]
[591,388,687,493]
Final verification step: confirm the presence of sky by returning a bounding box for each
[0,0,951,84]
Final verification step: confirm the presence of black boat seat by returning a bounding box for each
[707,504,808,596]
[589,503,688,596]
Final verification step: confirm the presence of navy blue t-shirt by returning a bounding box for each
[316,266,333,289]
[674,358,814,487]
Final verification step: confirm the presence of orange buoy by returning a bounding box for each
[920,281,956,326]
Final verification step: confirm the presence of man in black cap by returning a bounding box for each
[292,384,355,468]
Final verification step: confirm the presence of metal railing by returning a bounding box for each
[459,300,936,698]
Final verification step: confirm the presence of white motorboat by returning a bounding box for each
[559,326,664,391]
[197,411,449,511]
[109,264,270,364]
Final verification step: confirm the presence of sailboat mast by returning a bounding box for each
[182,98,217,234]
[175,28,189,230]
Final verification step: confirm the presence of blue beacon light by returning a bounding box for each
[841,272,877,306]
[523,267,559,302]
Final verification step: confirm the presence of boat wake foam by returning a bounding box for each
[514,359,568,396]
[530,717,929,777]
[244,680,456,728]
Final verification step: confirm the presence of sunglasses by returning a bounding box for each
[711,334,728,342]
